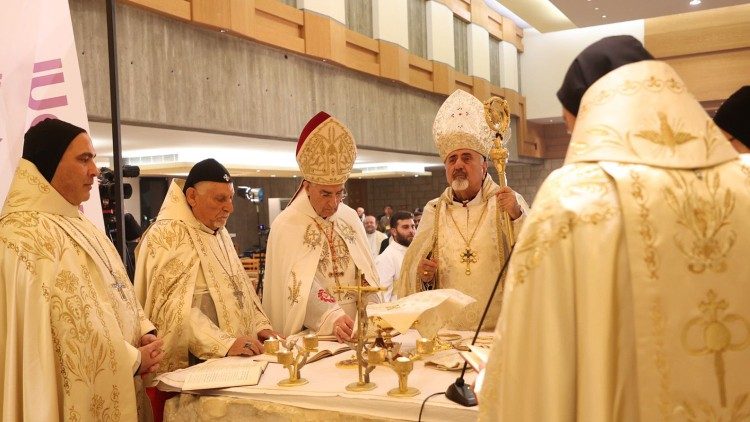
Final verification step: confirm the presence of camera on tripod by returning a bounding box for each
[99,165,140,241]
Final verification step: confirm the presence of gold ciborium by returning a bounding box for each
[387,357,420,397]
[276,335,318,387]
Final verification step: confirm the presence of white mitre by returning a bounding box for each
[432,89,495,160]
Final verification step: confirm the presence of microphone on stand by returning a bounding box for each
[445,245,515,407]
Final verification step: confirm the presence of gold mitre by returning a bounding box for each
[296,111,357,185]
[433,89,494,160]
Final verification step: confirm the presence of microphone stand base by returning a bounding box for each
[445,380,477,407]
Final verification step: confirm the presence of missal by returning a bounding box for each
[155,357,268,392]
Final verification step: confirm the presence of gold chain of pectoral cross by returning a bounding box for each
[313,219,345,300]
[207,234,245,309]
[447,202,489,276]
[60,220,129,302]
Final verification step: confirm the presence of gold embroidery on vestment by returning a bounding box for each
[630,170,659,280]
[682,290,750,407]
[663,170,736,273]
[579,76,685,116]
[303,224,322,249]
[288,271,302,305]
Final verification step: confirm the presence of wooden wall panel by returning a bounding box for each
[485,7,503,40]
[408,55,435,92]
[344,30,381,76]
[380,41,410,84]
[120,0,191,20]
[645,4,750,102]
[645,4,750,58]
[665,49,750,102]
[439,0,471,22]
[304,10,347,64]
[192,0,231,29]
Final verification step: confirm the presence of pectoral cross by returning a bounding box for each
[329,268,345,300]
[111,278,128,301]
[460,248,477,275]
[230,275,245,309]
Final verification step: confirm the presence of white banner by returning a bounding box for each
[0,0,104,229]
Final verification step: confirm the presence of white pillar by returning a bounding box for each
[298,0,346,25]
[372,0,409,49]
[467,23,490,80]
[426,0,454,67]
[499,40,519,91]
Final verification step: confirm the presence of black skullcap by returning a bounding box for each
[124,213,142,241]
[714,86,750,147]
[22,118,87,182]
[557,35,653,116]
[183,158,232,193]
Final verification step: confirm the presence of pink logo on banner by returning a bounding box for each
[29,58,69,126]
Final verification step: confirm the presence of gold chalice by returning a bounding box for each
[387,357,420,397]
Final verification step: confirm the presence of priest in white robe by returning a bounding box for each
[396,90,529,331]
[263,112,380,340]
[0,119,163,421]
[364,214,386,258]
[478,36,750,421]
[135,159,278,376]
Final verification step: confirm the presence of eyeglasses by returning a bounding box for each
[320,189,348,202]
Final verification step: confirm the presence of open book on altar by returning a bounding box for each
[306,340,352,363]
[251,335,352,364]
[153,357,268,392]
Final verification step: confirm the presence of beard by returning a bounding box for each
[451,177,470,192]
[395,232,413,247]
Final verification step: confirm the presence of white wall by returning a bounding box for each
[373,0,409,49]
[498,40,519,92]
[468,23,490,79]
[426,0,455,67]
[520,20,645,120]
[298,0,346,25]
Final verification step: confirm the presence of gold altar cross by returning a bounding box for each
[460,248,477,275]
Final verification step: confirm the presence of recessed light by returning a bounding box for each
[689,0,701,5]
[602,14,607,18]
[271,174,276,177]
[256,169,260,172]
[594,7,599,10]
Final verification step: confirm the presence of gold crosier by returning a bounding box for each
[483,96,515,247]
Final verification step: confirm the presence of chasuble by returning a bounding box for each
[134,180,271,374]
[0,160,155,421]
[479,61,750,421]
[396,174,528,331]
[263,192,380,337]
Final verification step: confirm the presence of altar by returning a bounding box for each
[162,331,480,421]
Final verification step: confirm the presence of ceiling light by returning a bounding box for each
[602,15,607,18]
[689,0,701,5]
[594,7,599,10]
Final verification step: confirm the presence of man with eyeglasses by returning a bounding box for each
[263,112,380,341]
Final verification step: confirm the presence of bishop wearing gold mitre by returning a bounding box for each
[263,112,380,342]
[396,90,529,331]
[135,159,279,376]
